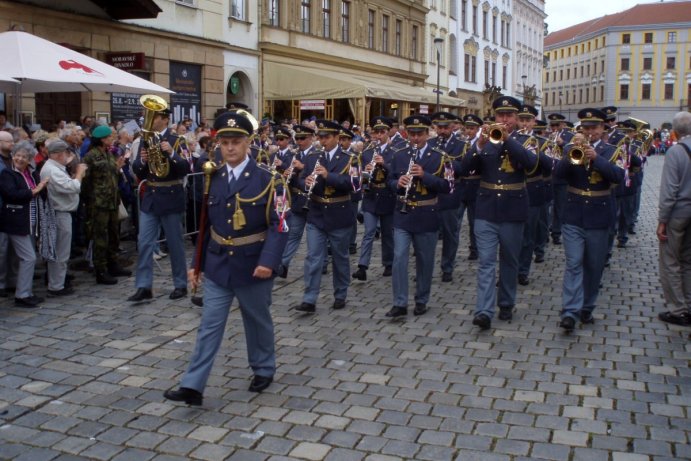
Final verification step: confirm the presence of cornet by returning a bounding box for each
[568,134,592,167]
[481,123,505,144]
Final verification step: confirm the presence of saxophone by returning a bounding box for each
[139,94,170,178]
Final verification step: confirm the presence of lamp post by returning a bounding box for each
[559,91,563,115]
[434,37,444,113]
[521,74,527,104]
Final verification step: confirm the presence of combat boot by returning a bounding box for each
[96,270,117,285]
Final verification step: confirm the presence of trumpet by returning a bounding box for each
[568,134,592,166]
[399,154,416,214]
[302,159,322,211]
[481,123,505,144]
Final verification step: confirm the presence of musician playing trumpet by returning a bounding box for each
[459,96,538,330]
[555,108,623,332]
[385,115,450,319]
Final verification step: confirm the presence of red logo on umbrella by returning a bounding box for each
[58,60,103,76]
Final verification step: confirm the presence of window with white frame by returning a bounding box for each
[231,0,244,20]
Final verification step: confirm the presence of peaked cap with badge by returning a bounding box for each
[214,111,255,137]
[403,115,431,132]
[371,116,393,130]
[462,114,483,126]
[314,119,341,136]
[430,111,457,126]
[577,108,607,126]
[293,125,315,138]
[518,104,538,118]
[492,96,521,113]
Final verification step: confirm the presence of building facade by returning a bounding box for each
[512,0,545,113]
[542,2,691,128]
[260,0,464,125]
[451,0,515,117]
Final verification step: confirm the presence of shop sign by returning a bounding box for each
[106,52,145,70]
[419,104,429,114]
[110,93,142,123]
[300,99,326,110]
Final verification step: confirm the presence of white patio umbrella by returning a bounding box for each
[0,74,19,83]
[0,30,172,94]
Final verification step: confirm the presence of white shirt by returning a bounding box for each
[225,154,250,182]
[40,158,81,212]
[326,145,338,162]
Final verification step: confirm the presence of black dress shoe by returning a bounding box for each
[385,306,407,318]
[518,274,529,286]
[357,212,364,224]
[277,264,288,279]
[413,303,428,316]
[128,288,153,302]
[628,228,636,235]
[552,236,561,245]
[349,244,357,255]
[352,266,367,281]
[191,296,204,307]
[96,271,117,285]
[163,387,202,406]
[559,316,576,332]
[14,295,43,308]
[534,255,545,263]
[441,272,453,282]
[295,302,316,313]
[498,307,513,321]
[658,310,691,326]
[249,375,273,393]
[47,287,75,297]
[617,241,626,248]
[332,299,346,310]
[580,311,595,324]
[322,265,328,275]
[108,264,132,277]
[472,314,491,330]
[468,251,478,261]
[383,266,392,276]
[170,287,188,300]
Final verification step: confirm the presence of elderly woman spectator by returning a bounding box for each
[0,141,49,307]
[40,140,87,296]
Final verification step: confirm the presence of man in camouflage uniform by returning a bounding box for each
[81,125,132,284]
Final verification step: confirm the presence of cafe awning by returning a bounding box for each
[264,62,464,108]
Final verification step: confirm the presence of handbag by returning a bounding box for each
[118,200,129,220]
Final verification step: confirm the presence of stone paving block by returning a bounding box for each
[530,442,572,460]
[12,447,62,461]
[51,435,97,455]
[156,436,201,456]
[187,425,229,443]
[255,435,297,455]
[324,448,366,461]
[322,430,362,449]
[78,442,125,460]
[611,454,650,461]
[289,442,332,460]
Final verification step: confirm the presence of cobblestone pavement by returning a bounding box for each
[1,156,689,461]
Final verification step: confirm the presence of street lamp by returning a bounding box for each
[559,91,563,115]
[521,74,527,104]
[434,37,444,113]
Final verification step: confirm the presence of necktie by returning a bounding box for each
[227,171,236,195]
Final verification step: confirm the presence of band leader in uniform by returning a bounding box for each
[164,111,289,405]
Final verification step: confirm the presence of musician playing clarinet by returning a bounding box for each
[385,115,449,319]
[163,111,289,405]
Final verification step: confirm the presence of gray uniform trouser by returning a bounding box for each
[47,211,73,291]
[659,217,691,313]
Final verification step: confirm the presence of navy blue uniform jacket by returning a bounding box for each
[555,141,623,229]
[133,129,190,216]
[460,133,538,222]
[361,142,396,215]
[298,146,356,231]
[203,158,289,288]
[387,144,451,233]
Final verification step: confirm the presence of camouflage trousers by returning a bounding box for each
[90,209,119,272]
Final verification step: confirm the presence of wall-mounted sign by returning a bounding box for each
[106,52,145,70]
[419,104,429,114]
[300,100,326,111]
[170,62,202,126]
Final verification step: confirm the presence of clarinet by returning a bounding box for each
[362,141,381,192]
[302,159,322,211]
[399,152,416,214]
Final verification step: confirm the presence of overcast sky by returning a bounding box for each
[544,0,666,34]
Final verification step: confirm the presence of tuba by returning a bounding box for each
[139,94,170,178]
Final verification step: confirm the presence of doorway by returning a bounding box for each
[35,92,81,130]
